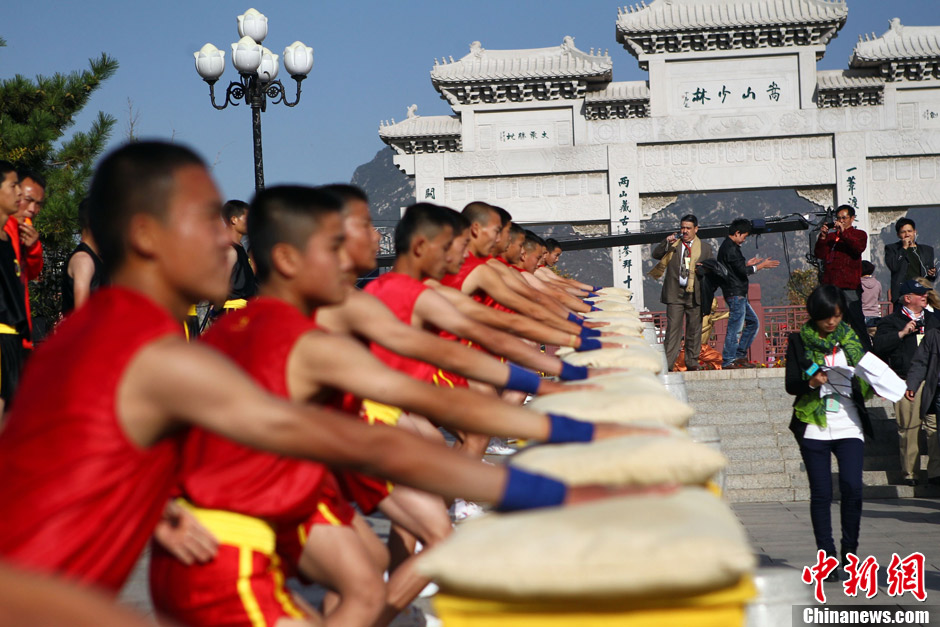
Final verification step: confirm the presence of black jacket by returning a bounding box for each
[716,237,753,298]
[884,241,935,302]
[906,329,940,421]
[872,310,940,380]
[784,331,873,443]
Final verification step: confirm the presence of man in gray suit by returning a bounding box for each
[650,214,713,371]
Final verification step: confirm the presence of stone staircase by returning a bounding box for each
[683,368,940,503]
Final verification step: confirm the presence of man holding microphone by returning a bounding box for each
[885,217,936,304]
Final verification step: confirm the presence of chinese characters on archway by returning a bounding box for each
[682,81,783,109]
[845,166,858,209]
[616,175,633,288]
[498,129,550,143]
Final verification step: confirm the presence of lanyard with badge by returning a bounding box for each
[679,240,692,281]
[824,345,843,413]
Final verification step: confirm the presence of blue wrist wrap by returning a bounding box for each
[580,326,601,339]
[590,305,600,312]
[559,362,589,381]
[576,338,601,352]
[497,467,567,512]
[588,291,599,297]
[547,413,595,443]
[505,364,541,395]
[593,286,603,292]
[567,312,584,325]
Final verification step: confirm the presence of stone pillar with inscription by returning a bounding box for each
[413,153,446,214]
[607,144,644,310]
[833,132,871,260]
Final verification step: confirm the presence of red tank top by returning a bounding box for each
[185,298,329,523]
[441,252,489,302]
[0,287,183,591]
[363,271,437,382]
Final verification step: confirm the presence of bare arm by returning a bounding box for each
[414,288,566,375]
[535,267,594,294]
[292,332,552,441]
[123,337,506,504]
[324,290,512,388]
[432,282,582,349]
[487,264,573,319]
[521,271,590,312]
[468,265,579,333]
[67,252,97,310]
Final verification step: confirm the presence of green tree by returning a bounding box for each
[786,268,818,305]
[0,37,118,325]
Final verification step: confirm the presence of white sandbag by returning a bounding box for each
[527,389,693,427]
[417,488,755,599]
[510,434,727,487]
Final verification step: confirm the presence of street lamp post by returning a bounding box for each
[193,9,313,192]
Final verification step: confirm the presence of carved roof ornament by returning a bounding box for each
[616,0,848,64]
[850,18,940,81]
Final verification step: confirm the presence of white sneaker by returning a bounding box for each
[418,581,439,598]
[451,498,485,522]
[485,441,516,456]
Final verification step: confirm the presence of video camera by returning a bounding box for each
[823,206,836,229]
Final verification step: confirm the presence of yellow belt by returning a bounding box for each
[361,399,403,426]
[176,498,275,555]
[0,324,18,335]
[224,299,248,311]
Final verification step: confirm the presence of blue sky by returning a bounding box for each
[2,1,937,202]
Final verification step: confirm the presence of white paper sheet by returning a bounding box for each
[854,352,907,402]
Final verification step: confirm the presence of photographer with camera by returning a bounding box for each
[814,205,870,347]
[873,280,940,486]
[884,218,936,305]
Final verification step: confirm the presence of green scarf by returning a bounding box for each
[794,321,871,428]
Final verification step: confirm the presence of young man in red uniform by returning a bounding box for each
[3,168,44,349]
[0,142,607,605]
[442,202,580,333]
[0,161,29,411]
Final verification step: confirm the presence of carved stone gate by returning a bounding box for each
[379,0,940,310]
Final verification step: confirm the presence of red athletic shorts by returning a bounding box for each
[276,472,356,577]
[149,503,307,626]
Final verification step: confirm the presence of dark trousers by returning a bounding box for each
[799,437,864,557]
[663,293,702,370]
[841,288,873,351]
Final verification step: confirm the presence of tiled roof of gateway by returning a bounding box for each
[430,37,612,85]
[584,81,651,102]
[616,0,847,34]
[816,69,884,90]
[851,19,940,65]
[379,113,461,139]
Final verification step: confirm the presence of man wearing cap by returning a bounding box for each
[873,280,940,486]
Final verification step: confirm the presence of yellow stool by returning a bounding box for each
[432,576,756,627]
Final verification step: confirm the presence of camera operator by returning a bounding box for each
[814,205,870,348]
[873,280,940,486]
[885,218,936,305]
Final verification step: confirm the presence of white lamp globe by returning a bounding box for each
[194,43,225,81]
[231,36,263,74]
[237,8,268,44]
[283,41,314,77]
[258,47,279,83]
